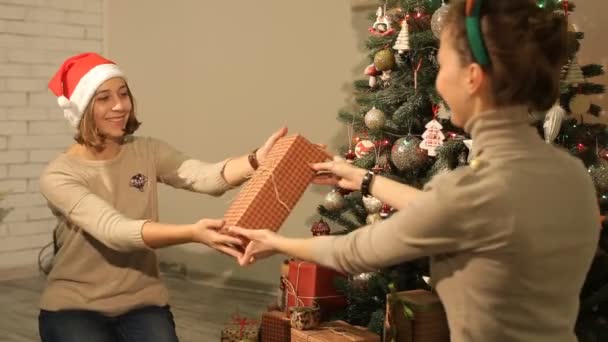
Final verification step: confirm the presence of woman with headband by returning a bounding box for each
[229,0,599,340]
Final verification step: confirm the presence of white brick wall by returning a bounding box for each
[0,0,103,271]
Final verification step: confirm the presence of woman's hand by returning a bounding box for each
[255,127,288,165]
[311,156,367,191]
[191,218,244,259]
[226,227,280,266]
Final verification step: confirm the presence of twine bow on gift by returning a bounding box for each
[229,313,258,339]
[301,323,370,341]
[230,160,292,214]
[283,261,345,309]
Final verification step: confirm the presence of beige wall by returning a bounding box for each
[105,0,371,286]
[105,0,607,287]
[572,0,608,123]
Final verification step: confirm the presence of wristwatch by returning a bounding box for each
[248,148,259,170]
[360,170,375,197]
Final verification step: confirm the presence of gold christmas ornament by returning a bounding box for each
[374,49,396,71]
[364,107,386,131]
[589,160,608,193]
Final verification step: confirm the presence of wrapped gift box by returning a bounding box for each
[384,289,449,342]
[261,310,291,342]
[220,314,259,342]
[291,320,380,342]
[224,134,330,236]
[285,260,347,320]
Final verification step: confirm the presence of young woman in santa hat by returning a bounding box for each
[229,0,600,341]
[38,52,285,342]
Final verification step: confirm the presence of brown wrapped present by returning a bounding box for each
[224,134,330,236]
[261,310,291,342]
[291,320,380,341]
[384,289,449,342]
[220,314,259,342]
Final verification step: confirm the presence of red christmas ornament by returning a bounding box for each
[311,219,331,236]
[600,148,608,161]
[380,204,393,218]
[345,149,356,163]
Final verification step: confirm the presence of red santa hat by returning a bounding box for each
[48,52,125,128]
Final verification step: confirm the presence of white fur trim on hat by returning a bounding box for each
[62,63,125,128]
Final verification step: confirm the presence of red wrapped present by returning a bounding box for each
[285,260,347,320]
[261,310,291,342]
[224,135,330,239]
[291,320,380,341]
[384,289,449,342]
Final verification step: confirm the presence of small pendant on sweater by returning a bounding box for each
[129,173,147,192]
[469,159,481,170]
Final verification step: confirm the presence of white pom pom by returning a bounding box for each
[57,95,72,109]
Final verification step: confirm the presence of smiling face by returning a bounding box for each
[91,77,132,140]
[75,77,141,148]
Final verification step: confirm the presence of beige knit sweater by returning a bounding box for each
[312,106,599,341]
[39,136,231,316]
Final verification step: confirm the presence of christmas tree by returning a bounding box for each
[313,0,607,338]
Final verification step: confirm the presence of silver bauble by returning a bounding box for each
[431,3,451,39]
[390,136,427,172]
[322,191,345,211]
[362,196,383,214]
[366,213,383,225]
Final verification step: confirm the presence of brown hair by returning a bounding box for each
[74,86,141,149]
[444,0,568,111]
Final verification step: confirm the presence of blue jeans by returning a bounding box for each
[39,305,179,342]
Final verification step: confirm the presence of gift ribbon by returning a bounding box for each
[300,323,369,341]
[413,58,423,92]
[283,261,345,310]
[229,313,258,339]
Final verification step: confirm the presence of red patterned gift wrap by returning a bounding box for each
[261,310,291,342]
[224,135,330,237]
[285,260,347,320]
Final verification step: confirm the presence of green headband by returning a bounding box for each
[465,0,490,65]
